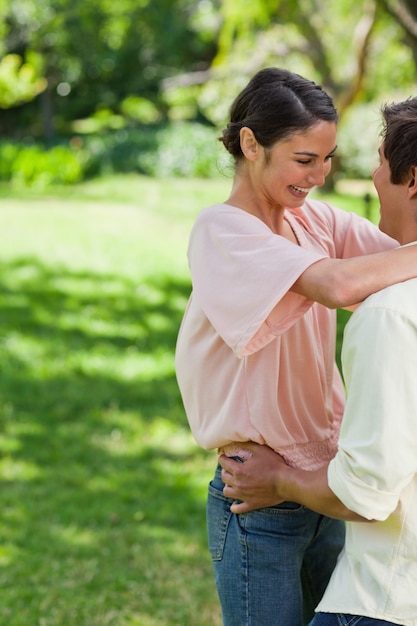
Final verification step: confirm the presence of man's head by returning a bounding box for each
[380,97,417,185]
[373,97,417,244]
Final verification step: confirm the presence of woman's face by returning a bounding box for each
[253,120,337,209]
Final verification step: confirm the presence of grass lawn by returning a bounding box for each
[0,174,379,625]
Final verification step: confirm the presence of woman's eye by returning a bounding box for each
[296,154,335,165]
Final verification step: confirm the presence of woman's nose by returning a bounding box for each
[308,164,328,186]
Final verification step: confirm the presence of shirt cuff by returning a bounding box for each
[327,454,400,521]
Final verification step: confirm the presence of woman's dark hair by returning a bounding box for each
[381,98,417,184]
[219,67,338,161]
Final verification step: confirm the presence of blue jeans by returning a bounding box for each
[309,614,401,626]
[207,465,345,626]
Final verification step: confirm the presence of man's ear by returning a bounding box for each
[240,127,259,161]
[408,166,417,199]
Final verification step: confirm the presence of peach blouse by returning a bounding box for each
[175,200,396,470]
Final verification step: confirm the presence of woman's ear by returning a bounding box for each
[240,127,259,161]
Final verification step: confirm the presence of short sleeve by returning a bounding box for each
[188,204,326,356]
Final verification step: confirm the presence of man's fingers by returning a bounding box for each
[223,485,256,513]
[230,500,253,514]
[218,453,239,472]
[221,468,232,486]
[222,483,236,498]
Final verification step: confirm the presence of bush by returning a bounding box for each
[0,122,231,187]
[0,142,83,187]
[81,122,229,179]
[138,122,228,178]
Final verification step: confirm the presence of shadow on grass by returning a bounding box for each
[0,257,220,626]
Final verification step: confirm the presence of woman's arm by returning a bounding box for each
[292,244,417,309]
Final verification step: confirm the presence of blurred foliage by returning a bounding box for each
[0,0,217,133]
[0,142,83,186]
[0,53,47,107]
[189,0,417,127]
[1,0,417,184]
[137,123,229,178]
[2,0,417,130]
[0,122,231,186]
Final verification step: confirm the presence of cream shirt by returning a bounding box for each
[316,273,417,625]
[175,200,396,470]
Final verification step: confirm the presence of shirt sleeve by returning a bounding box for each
[303,199,398,259]
[188,205,326,356]
[327,286,417,520]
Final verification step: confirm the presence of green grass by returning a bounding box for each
[0,174,377,625]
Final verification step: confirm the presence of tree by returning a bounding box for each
[2,0,417,145]
[2,0,218,137]
[198,0,417,119]
[377,0,417,65]
[175,0,417,187]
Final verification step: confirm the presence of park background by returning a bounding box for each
[1,0,417,624]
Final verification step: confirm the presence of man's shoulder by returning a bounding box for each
[360,277,417,314]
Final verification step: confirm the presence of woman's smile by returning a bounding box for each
[289,184,311,197]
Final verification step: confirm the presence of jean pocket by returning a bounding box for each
[207,480,233,561]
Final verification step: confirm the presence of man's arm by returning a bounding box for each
[219,442,370,522]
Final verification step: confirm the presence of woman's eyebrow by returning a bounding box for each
[293,146,338,158]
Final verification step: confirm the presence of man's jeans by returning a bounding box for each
[309,613,401,626]
[207,465,345,626]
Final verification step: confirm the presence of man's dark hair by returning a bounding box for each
[382,98,417,184]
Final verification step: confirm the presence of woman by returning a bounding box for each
[175,68,417,626]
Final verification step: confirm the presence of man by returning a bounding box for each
[220,97,417,626]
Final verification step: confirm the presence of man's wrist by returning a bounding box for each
[273,463,298,502]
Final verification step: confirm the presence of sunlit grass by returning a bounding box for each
[0,175,227,626]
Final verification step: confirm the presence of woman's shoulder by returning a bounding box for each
[194,202,270,233]
[197,202,251,219]
[301,197,348,220]
[300,197,383,232]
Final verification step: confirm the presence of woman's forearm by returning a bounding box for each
[292,244,417,308]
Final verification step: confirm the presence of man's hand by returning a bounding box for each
[220,442,371,522]
[219,442,291,514]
